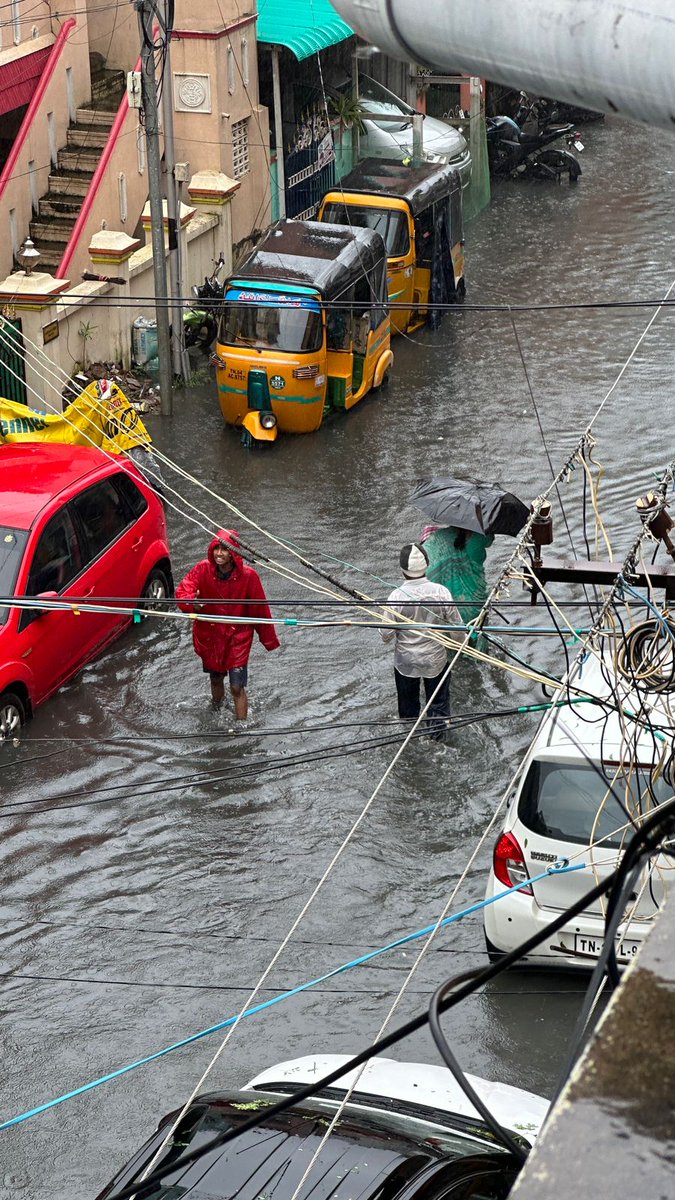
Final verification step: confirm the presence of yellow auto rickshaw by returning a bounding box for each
[319,159,464,335]
[214,220,393,443]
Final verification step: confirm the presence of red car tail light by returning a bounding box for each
[493,832,532,895]
[293,364,320,379]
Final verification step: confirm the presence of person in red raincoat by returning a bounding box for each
[176,529,280,719]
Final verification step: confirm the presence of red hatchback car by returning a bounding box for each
[0,443,173,737]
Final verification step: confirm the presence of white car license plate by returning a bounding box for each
[574,139,584,151]
[573,934,640,959]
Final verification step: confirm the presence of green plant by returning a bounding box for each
[328,94,367,146]
[77,319,98,371]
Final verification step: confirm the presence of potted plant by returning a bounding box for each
[328,93,367,148]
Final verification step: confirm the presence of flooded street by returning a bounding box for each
[2,117,675,1198]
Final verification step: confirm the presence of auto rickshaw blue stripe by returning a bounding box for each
[227,280,320,298]
[217,383,321,406]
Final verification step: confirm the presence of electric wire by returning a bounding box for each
[104,797,675,1200]
[428,971,528,1162]
[0,862,585,1135]
[7,11,672,1180]
[5,159,672,1180]
[1,320,573,687]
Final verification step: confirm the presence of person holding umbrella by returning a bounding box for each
[411,477,529,624]
[421,526,494,625]
[381,542,461,739]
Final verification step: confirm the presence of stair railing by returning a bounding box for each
[0,18,77,203]
[57,49,145,281]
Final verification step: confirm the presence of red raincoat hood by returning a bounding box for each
[208,529,243,572]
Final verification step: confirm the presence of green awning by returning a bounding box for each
[257,0,353,60]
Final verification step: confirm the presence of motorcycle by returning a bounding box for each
[500,89,602,132]
[486,113,583,183]
[532,95,605,126]
[183,254,226,350]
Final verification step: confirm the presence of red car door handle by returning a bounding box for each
[131,537,144,550]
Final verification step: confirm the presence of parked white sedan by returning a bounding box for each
[483,651,673,970]
[347,74,472,189]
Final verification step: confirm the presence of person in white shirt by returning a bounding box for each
[381,542,461,739]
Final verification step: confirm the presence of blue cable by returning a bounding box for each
[621,581,675,645]
[0,862,583,1132]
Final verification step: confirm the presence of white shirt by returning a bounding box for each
[381,576,461,677]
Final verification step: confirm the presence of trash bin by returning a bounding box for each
[132,317,158,366]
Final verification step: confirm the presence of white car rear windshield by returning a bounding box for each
[519,759,671,849]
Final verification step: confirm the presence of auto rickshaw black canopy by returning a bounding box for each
[234,220,388,304]
[334,158,461,217]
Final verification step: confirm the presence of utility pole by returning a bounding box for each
[411,113,423,166]
[271,47,286,219]
[136,0,173,415]
[160,0,191,384]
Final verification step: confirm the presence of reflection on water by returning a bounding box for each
[2,119,675,1199]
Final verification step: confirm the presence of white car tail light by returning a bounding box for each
[493,832,533,895]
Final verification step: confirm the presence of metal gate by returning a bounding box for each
[285,148,336,219]
[284,105,336,220]
[0,317,27,405]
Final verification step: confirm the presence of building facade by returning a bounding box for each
[0,1,270,279]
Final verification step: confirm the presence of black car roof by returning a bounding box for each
[232,220,388,301]
[100,1092,501,1200]
[330,159,461,216]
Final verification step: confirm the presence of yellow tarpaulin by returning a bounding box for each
[0,380,151,456]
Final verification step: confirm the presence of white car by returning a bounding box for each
[483,650,673,970]
[246,1054,548,1145]
[349,74,472,189]
[98,1054,549,1199]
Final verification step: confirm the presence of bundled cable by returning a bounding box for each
[615,614,675,693]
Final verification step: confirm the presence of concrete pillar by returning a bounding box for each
[141,199,197,250]
[0,270,70,409]
[187,170,240,274]
[88,231,142,370]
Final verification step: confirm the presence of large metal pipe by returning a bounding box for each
[333,0,675,129]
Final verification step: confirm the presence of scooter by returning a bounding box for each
[183,254,226,349]
[487,113,583,183]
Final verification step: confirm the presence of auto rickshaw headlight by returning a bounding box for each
[260,412,277,430]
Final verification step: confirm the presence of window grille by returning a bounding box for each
[231,118,250,179]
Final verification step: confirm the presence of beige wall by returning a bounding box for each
[0,3,92,279]
[0,1,269,282]
[0,1,52,51]
[0,210,225,405]
[173,2,257,35]
[169,5,271,245]
[85,0,140,70]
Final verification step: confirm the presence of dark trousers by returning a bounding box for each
[394,667,451,737]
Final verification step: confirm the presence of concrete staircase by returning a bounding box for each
[27,60,126,274]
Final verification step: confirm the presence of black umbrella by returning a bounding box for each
[410,477,529,537]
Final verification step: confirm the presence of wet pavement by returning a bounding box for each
[2,117,675,1199]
